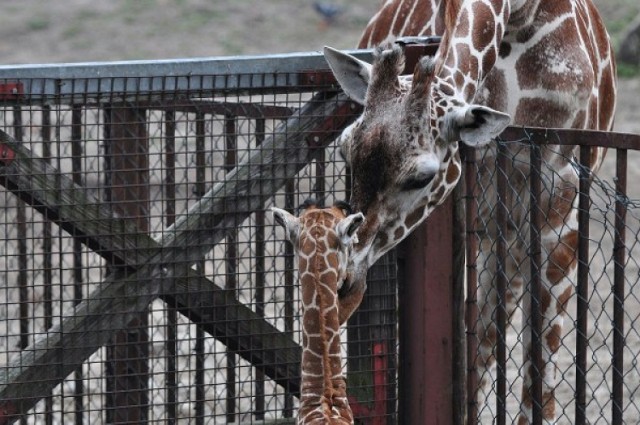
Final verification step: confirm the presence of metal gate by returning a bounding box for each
[0,51,397,424]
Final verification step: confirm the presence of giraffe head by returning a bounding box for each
[323,43,510,283]
[271,200,365,321]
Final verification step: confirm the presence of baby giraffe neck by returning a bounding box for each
[298,226,352,424]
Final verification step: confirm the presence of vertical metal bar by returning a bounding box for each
[224,114,238,424]
[464,144,479,425]
[283,177,295,419]
[612,148,627,425]
[70,105,84,425]
[282,89,296,417]
[452,174,467,425]
[41,105,54,425]
[313,148,326,200]
[103,104,150,424]
[495,141,508,425]
[575,145,591,425]
[397,199,455,425]
[12,106,29,425]
[13,106,28,347]
[254,117,266,421]
[529,141,543,425]
[163,109,178,424]
[194,111,206,425]
[397,141,458,425]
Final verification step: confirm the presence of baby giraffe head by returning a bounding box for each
[323,43,510,285]
[271,200,365,324]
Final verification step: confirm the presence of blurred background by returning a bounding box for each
[1,0,637,132]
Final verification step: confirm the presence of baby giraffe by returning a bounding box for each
[272,200,364,425]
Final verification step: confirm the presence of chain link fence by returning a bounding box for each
[467,131,640,425]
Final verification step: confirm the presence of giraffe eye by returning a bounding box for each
[400,175,435,191]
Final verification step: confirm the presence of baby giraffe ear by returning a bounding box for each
[323,46,372,105]
[336,212,365,246]
[270,207,300,243]
[443,104,511,146]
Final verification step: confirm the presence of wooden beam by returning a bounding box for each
[0,91,359,422]
[103,105,151,424]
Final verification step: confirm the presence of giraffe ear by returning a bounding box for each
[270,207,300,243]
[443,105,511,146]
[324,46,372,105]
[336,212,365,246]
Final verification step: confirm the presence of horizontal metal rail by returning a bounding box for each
[0,50,374,103]
[0,40,442,104]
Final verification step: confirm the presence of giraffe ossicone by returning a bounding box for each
[324,0,616,423]
[272,201,364,424]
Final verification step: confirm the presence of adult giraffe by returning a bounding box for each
[272,200,364,424]
[323,0,616,423]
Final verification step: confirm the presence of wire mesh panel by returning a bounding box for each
[466,130,640,425]
[0,54,398,424]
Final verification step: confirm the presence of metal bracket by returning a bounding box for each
[395,35,442,46]
[305,100,362,149]
[0,400,18,424]
[0,82,24,101]
[298,69,337,87]
[396,36,442,74]
[0,142,16,165]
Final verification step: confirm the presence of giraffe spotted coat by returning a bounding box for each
[323,0,616,423]
[272,201,364,425]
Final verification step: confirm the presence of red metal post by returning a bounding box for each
[398,196,455,425]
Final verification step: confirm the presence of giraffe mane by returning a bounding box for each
[436,0,462,75]
[299,198,319,212]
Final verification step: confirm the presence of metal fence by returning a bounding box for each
[1,49,640,425]
[0,52,398,424]
[463,130,640,425]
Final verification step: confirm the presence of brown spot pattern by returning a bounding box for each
[546,182,577,229]
[516,20,593,94]
[598,64,616,131]
[545,324,562,354]
[499,41,511,58]
[514,98,571,128]
[540,287,551,316]
[445,160,461,184]
[546,230,578,285]
[394,226,405,241]
[405,204,426,229]
[556,286,573,315]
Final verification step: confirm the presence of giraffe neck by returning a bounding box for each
[358,0,447,48]
[435,0,510,104]
[298,225,351,424]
